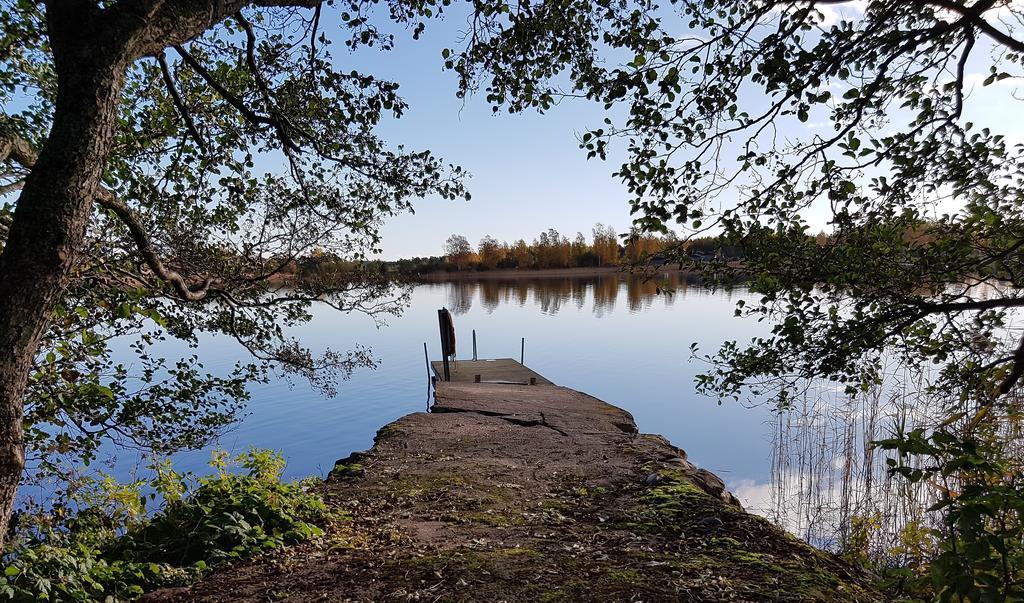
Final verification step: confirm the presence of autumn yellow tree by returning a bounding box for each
[477,235,502,270]
[592,223,619,266]
[444,234,474,271]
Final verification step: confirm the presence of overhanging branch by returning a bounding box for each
[157,52,209,155]
[1,132,213,301]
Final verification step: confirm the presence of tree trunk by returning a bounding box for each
[0,6,128,548]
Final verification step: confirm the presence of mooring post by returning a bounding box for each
[472,329,477,361]
[530,377,536,386]
[423,342,430,379]
[520,337,525,365]
[437,309,451,381]
[475,374,481,383]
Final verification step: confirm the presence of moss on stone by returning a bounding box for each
[374,423,404,442]
[638,474,713,526]
[329,461,364,481]
[602,568,642,586]
[538,578,588,602]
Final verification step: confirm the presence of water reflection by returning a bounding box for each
[439,271,707,317]
[50,273,767,534]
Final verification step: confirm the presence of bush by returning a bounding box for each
[1,449,332,601]
[876,422,1024,602]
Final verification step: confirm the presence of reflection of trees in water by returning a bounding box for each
[479,280,505,313]
[514,281,529,306]
[535,278,575,315]
[592,277,619,316]
[572,279,587,310]
[440,271,714,318]
[447,281,476,315]
[626,278,658,313]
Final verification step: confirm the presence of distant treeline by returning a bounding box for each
[398,224,745,275]
[271,224,751,281]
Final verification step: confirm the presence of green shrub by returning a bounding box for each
[877,423,1024,602]
[1,448,332,601]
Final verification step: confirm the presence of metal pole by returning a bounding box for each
[520,337,525,365]
[423,342,430,379]
[472,329,477,361]
[437,309,451,381]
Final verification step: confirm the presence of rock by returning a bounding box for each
[663,456,697,473]
[692,516,724,532]
[692,468,725,496]
[644,472,665,486]
[144,382,881,602]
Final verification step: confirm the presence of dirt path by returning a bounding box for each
[145,383,882,602]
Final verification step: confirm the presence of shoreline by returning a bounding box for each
[148,381,879,602]
[414,265,693,281]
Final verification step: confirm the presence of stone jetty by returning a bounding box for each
[147,382,881,602]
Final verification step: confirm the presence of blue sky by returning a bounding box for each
[333,11,638,260]
[5,4,1018,262]
[330,3,1024,260]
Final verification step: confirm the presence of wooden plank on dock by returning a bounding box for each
[430,358,553,385]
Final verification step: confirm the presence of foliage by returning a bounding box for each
[427,224,636,272]
[444,0,1024,395]
[398,227,748,276]
[876,409,1024,601]
[0,449,331,601]
[442,0,1024,595]
[443,234,474,270]
[0,0,469,494]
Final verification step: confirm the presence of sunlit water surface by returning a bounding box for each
[25,273,780,512]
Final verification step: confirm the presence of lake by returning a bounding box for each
[24,272,783,515]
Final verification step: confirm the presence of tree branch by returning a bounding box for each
[93,189,213,301]
[0,132,212,301]
[0,135,37,169]
[998,333,1024,394]
[0,180,24,196]
[157,52,209,155]
[919,0,1024,53]
[797,0,1024,52]
[309,3,322,64]
[172,44,300,152]
[115,0,324,59]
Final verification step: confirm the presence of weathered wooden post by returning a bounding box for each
[520,337,525,365]
[437,309,451,381]
[472,329,477,361]
[474,374,481,383]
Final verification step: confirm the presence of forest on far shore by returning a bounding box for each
[279,223,753,280]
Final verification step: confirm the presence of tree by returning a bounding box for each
[443,234,473,270]
[532,227,569,268]
[444,0,1024,593]
[510,238,531,268]
[592,223,618,266]
[477,235,501,270]
[450,0,1023,396]
[0,1,472,546]
[570,1,1024,403]
[624,227,663,263]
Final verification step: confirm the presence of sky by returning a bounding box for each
[327,10,638,260]
[324,2,1024,260]
[5,3,1021,261]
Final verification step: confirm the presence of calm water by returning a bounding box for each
[26,273,779,510]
